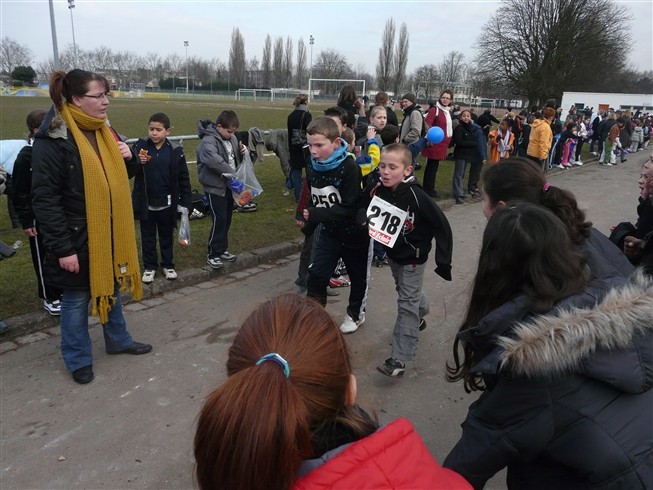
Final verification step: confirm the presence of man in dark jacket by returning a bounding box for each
[476,109,500,140]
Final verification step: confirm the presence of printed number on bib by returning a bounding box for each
[366,195,407,248]
[311,186,341,208]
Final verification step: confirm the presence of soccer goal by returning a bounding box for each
[307,79,366,103]
[235,88,273,102]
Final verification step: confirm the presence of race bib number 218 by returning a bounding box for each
[366,195,407,248]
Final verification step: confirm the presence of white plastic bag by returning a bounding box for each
[226,152,263,206]
[178,206,191,248]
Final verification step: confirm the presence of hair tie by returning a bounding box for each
[543,183,551,193]
[256,353,290,378]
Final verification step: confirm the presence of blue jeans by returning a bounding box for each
[60,283,133,372]
[289,167,304,202]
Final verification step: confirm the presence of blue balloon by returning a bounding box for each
[426,126,445,144]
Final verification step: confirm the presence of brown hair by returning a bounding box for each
[374,91,389,105]
[439,89,454,106]
[48,69,109,111]
[341,127,355,146]
[26,109,46,139]
[542,107,556,120]
[307,116,341,141]
[293,94,308,107]
[382,143,412,169]
[194,294,376,490]
[482,158,592,244]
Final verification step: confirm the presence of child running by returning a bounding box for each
[364,144,453,377]
[302,116,371,333]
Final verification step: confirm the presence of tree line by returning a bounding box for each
[2,0,651,106]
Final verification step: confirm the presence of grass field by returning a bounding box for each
[0,94,449,318]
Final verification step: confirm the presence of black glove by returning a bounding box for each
[435,265,452,281]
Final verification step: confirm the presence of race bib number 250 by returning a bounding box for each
[366,195,407,248]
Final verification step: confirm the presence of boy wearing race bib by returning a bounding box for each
[302,117,371,334]
[365,144,453,378]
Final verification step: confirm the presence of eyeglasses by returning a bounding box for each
[82,92,111,100]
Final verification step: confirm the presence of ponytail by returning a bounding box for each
[49,70,67,110]
[195,366,311,490]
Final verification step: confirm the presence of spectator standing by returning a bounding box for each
[12,109,64,316]
[476,108,500,141]
[131,112,192,283]
[197,110,247,269]
[451,110,479,205]
[527,107,555,172]
[420,90,454,198]
[287,94,312,202]
[31,69,152,385]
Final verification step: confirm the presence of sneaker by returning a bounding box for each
[591,151,598,156]
[573,160,583,166]
[604,162,613,167]
[43,298,62,316]
[207,257,224,269]
[189,208,204,220]
[0,320,8,334]
[340,314,364,334]
[556,164,565,169]
[235,202,257,213]
[419,318,427,331]
[329,276,351,288]
[220,251,237,262]
[375,256,389,268]
[282,188,290,197]
[455,197,465,205]
[142,270,156,284]
[163,268,177,280]
[376,357,405,378]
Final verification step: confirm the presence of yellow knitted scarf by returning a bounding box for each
[59,103,142,323]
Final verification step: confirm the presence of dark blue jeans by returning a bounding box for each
[306,232,372,322]
[206,190,234,259]
[289,167,304,202]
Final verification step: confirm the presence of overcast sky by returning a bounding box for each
[1,0,651,76]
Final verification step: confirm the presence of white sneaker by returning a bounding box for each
[340,314,365,334]
[573,160,583,166]
[556,164,565,169]
[142,270,156,284]
[43,298,62,316]
[163,268,177,280]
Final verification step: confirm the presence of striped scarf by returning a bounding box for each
[59,103,142,323]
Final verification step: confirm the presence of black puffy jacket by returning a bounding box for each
[444,271,653,489]
[452,121,478,162]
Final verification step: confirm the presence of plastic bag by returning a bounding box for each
[178,206,191,248]
[226,152,263,206]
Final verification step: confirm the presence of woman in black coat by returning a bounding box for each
[451,110,479,204]
[287,94,311,202]
[443,203,653,489]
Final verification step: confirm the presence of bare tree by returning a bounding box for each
[295,38,307,89]
[229,27,246,87]
[272,36,284,87]
[438,51,465,85]
[313,49,353,81]
[375,19,395,91]
[392,23,409,96]
[261,35,272,88]
[247,56,259,87]
[475,0,631,106]
[0,37,33,75]
[409,64,439,101]
[283,36,294,88]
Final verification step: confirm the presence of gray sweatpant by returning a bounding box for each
[388,259,430,362]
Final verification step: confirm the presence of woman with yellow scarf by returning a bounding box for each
[32,69,152,385]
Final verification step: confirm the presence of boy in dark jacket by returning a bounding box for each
[363,144,453,377]
[302,117,371,334]
[132,113,192,283]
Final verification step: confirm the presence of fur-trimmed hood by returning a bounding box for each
[35,106,68,141]
[498,270,653,393]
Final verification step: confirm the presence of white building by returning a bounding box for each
[560,91,653,120]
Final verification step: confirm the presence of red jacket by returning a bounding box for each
[421,106,452,160]
[293,418,471,489]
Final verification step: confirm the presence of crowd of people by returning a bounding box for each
[2,72,652,488]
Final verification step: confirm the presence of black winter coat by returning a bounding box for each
[444,271,653,489]
[287,105,312,169]
[452,121,478,162]
[11,143,33,229]
[131,138,192,222]
[31,108,138,289]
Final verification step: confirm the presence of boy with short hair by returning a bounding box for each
[196,110,247,269]
[302,116,371,333]
[132,112,192,283]
[364,144,453,377]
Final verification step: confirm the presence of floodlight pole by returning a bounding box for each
[49,0,60,70]
[184,40,189,94]
[309,35,314,83]
[68,0,78,67]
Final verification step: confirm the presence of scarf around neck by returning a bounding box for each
[436,102,453,138]
[498,129,512,157]
[59,103,142,323]
[311,139,349,172]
